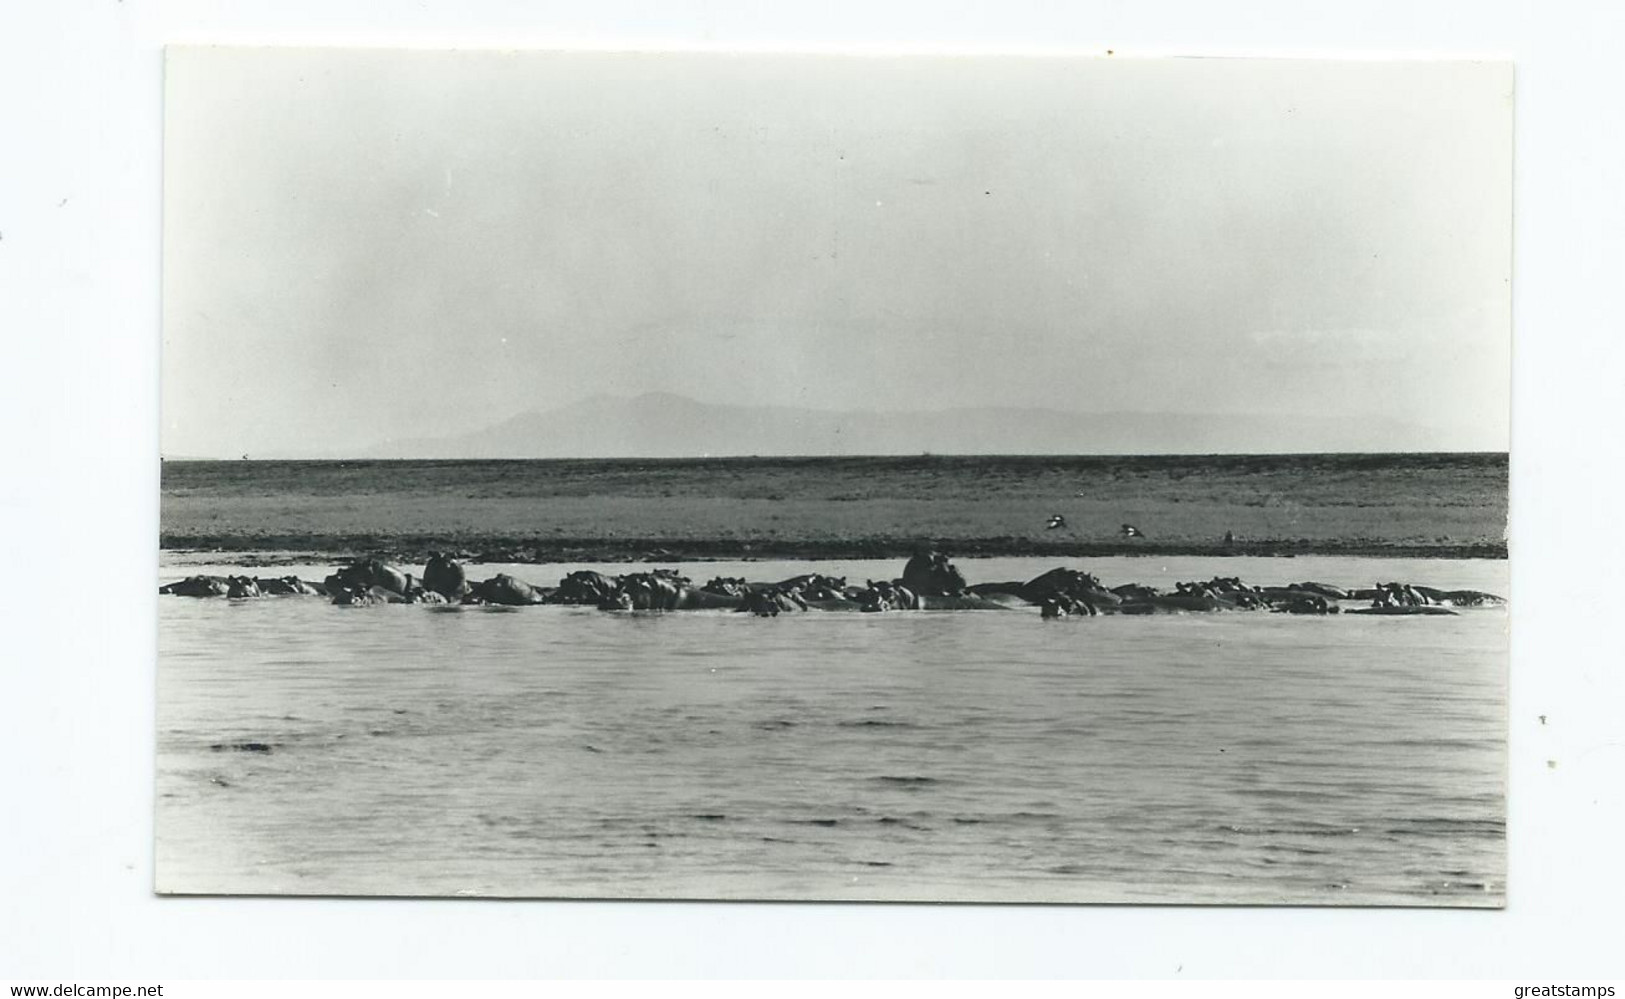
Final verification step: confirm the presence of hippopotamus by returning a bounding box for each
[961,584,1036,609]
[325,558,413,599]
[547,570,623,605]
[225,576,263,598]
[854,579,1011,611]
[1118,592,1227,614]
[703,576,751,597]
[1410,586,1506,607]
[1291,581,1350,600]
[1111,582,1159,601]
[253,576,327,596]
[604,572,682,610]
[601,572,742,611]
[1040,593,1098,618]
[855,580,918,612]
[1271,594,1339,615]
[737,587,808,617]
[793,576,863,608]
[160,575,232,597]
[763,573,847,594]
[799,591,866,611]
[967,580,1029,598]
[1174,579,1268,610]
[901,551,969,596]
[1194,581,1267,609]
[422,553,470,600]
[1369,582,1434,608]
[465,574,548,606]
[1014,568,1121,608]
[1193,576,1262,598]
[332,585,407,606]
[163,574,322,598]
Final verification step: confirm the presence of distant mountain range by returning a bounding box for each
[358,392,1454,458]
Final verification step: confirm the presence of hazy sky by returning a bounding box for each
[163,50,1511,457]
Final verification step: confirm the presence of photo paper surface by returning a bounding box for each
[159,49,1511,904]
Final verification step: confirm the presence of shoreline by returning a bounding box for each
[159,533,1509,566]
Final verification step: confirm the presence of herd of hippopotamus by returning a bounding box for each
[159,550,1505,618]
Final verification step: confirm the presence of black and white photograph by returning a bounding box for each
[156,48,1511,906]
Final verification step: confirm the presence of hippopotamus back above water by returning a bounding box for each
[1021,568,1118,607]
[465,573,548,606]
[160,575,232,597]
[325,558,412,598]
[160,574,279,598]
[548,570,622,605]
[1291,581,1350,600]
[1409,585,1506,607]
[254,576,327,597]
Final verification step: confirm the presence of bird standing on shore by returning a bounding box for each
[1046,514,1068,530]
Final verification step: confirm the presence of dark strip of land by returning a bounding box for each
[159,533,1506,565]
[160,453,1509,563]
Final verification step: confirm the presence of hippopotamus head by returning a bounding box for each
[403,585,448,605]
[856,580,916,612]
[226,575,262,599]
[423,553,470,599]
[332,584,395,606]
[598,590,636,611]
[856,581,892,613]
[1373,582,1420,607]
[739,588,788,617]
[703,576,750,597]
[902,551,967,596]
[1279,594,1331,615]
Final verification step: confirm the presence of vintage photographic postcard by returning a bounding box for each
[158,48,1511,904]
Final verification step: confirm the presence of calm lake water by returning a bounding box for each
[156,554,1507,906]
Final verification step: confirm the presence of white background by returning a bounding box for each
[2,0,1621,980]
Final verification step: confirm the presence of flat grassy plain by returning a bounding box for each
[160,454,1508,562]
